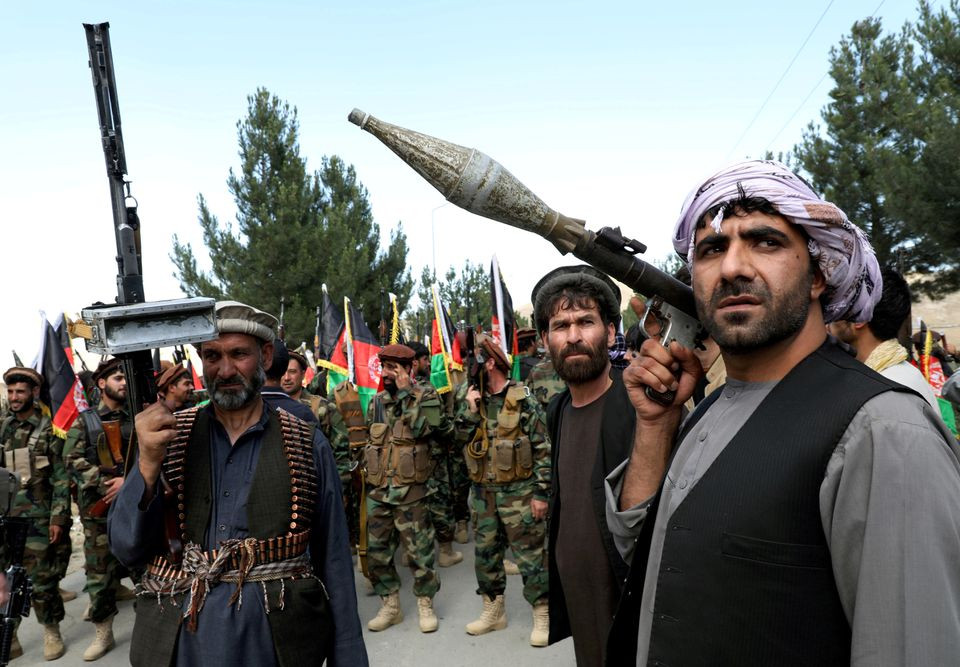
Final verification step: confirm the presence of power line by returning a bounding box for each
[726,0,836,160]
[764,0,888,154]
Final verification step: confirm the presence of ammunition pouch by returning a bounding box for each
[81,409,106,467]
[365,391,433,487]
[463,385,534,484]
[333,382,369,449]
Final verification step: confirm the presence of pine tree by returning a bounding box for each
[171,89,412,342]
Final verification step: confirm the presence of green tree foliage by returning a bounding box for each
[410,261,492,336]
[794,2,960,298]
[171,88,412,343]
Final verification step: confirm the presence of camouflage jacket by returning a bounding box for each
[301,389,351,487]
[0,410,70,525]
[62,401,132,516]
[365,382,454,503]
[526,357,566,412]
[452,380,551,500]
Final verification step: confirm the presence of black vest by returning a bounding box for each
[130,408,332,667]
[607,342,912,667]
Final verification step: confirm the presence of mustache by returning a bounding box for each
[560,343,595,360]
[709,279,769,307]
[212,375,248,391]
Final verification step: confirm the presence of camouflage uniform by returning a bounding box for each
[0,411,71,625]
[301,389,350,484]
[442,371,471,525]
[453,381,551,605]
[62,402,130,623]
[364,382,454,598]
[526,357,566,412]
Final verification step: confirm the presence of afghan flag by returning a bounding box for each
[319,298,381,415]
[184,345,205,390]
[55,315,75,368]
[429,285,459,394]
[40,317,89,437]
[490,255,521,380]
[317,284,344,362]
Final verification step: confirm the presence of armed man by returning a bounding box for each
[62,357,133,661]
[155,362,195,412]
[1,367,71,660]
[363,344,455,634]
[453,334,551,647]
[108,301,367,666]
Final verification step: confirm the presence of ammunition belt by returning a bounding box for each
[145,530,310,581]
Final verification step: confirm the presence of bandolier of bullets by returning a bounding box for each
[146,408,319,579]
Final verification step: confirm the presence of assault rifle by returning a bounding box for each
[77,23,217,563]
[348,109,706,404]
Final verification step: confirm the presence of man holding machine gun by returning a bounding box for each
[453,334,551,647]
[108,301,366,666]
[605,160,960,665]
[1,367,71,661]
[62,357,132,661]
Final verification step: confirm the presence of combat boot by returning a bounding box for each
[416,596,439,633]
[116,583,136,601]
[530,602,549,647]
[465,594,507,635]
[454,519,469,544]
[503,558,520,575]
[9,633,22,659]
[59,588,77,602]
[82,617,115,661]
[367,591,403,631]
[437,542,463,567]
[43,623,66,660]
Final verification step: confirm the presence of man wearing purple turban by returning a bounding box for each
[603,160,960,666]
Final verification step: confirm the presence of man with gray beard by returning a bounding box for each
[108,301,366,667]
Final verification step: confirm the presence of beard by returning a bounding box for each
[383,377,397,395]
[103,383,126,403]
[208,366,265,410]
[550,336,609,384]
[10,396,33,415]
[697,273,812,354]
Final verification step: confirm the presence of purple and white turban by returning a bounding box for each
[672,159,882,323]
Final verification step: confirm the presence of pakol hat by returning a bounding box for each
[3,366,43,388]
[475,333,511,373]
[214,301,278,343]
[93,357,124,383]
[156,362,190,392]
[287,349,309,370]
[379,344,415,365]
[531,265,621,331]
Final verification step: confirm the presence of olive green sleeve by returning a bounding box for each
[521,395,551,501]
[46,431,71,527]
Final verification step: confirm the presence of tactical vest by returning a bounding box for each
[130,406,332,667]
[333,382,369,450]
[364,387,434,487]
[1,413,53,488]
[463,385,534,484]
[79,408,132,467]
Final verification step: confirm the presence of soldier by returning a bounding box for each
[453,334,551,647]
[526,355,566,411]
[407,341,431,383]
[155,362,195,412]
[516,328,540,381]
[1,367,71,660]
[62,357,131,661]
[364,344,454,633]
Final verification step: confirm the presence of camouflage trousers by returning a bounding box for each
[427,458,456,543]
[81,518,120,622]
[54,519,72,579]
[366,495,439,598]
[472,482,548,606]
[13,519,67,625]
[448,454,471,523]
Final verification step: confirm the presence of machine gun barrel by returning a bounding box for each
[347,109,696,318]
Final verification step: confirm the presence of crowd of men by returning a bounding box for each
[2,159,959,666]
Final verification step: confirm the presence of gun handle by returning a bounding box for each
[643,366,682,406]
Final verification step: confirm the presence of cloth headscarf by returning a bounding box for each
[672,159,882,323]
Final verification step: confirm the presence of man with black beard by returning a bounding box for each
[62,357,134,660]
[109,300,366,666]
[605,161,960,666]
[260,339,316,423]
[530,265,632,667]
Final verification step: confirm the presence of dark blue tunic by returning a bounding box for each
[108,402,367,666]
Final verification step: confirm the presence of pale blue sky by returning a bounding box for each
[1,0,931,361]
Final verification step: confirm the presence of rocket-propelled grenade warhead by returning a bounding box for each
[347,109,696,319]
[347,108,586,254]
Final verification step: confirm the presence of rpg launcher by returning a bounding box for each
[347,109,704,404]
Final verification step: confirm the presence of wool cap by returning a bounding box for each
[3,366,43,388]
[214,301,278,343]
